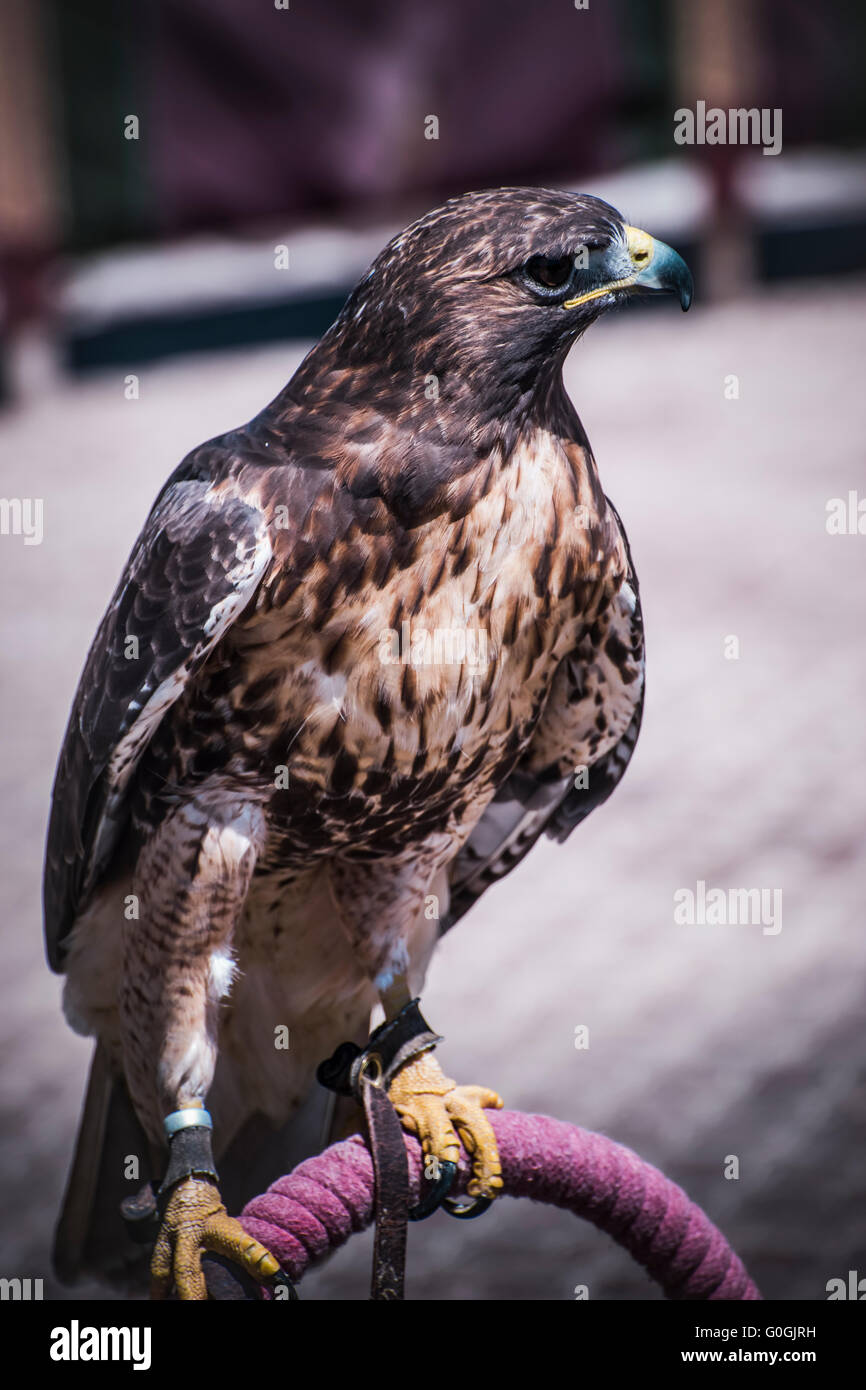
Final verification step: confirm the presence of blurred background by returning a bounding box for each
[1,0,864,1300]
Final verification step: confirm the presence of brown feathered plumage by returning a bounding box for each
[44,187,692,1287]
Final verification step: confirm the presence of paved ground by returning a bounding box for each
[1,278,864,1301]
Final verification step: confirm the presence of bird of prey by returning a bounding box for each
[45,187,692,1298]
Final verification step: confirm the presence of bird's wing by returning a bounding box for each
[441,499,644,932]
[43,470,272,970]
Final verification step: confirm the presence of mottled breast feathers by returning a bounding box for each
[44,186,655,970]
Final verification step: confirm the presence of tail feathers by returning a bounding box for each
[53,1042,154,1291]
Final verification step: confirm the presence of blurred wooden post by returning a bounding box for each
[0,0,62,398]
[671,0,759,300]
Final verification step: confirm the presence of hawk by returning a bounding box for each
[45,187,692,1297]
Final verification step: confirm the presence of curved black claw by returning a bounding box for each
[202,1253,299,1300]
[442,1193,494,1220]
[409,1159,457,1221]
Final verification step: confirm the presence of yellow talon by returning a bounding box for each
[150,1176,280,1300]
[388,1052,504,1200]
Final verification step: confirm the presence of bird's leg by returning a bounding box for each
[151,1109,281,1300]
[379,972,504,1213]
[120,801,283,1299]
[328,856,505,1215]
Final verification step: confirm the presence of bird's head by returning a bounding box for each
[326,187,692,422]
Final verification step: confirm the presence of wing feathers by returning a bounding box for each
[441,502,644,932]
[43,477,271,969]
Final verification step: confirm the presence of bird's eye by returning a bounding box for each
[524,254,574,294]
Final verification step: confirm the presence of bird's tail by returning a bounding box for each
[53,1042,155,1290]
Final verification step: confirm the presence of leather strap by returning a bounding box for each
[158,1124,219,1198]
[316,999,442,1096]
[318,999,444,1301]
[361,1072,410,1300]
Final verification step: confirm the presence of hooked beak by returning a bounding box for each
[623,225,693,311]
[563,225,693,313]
